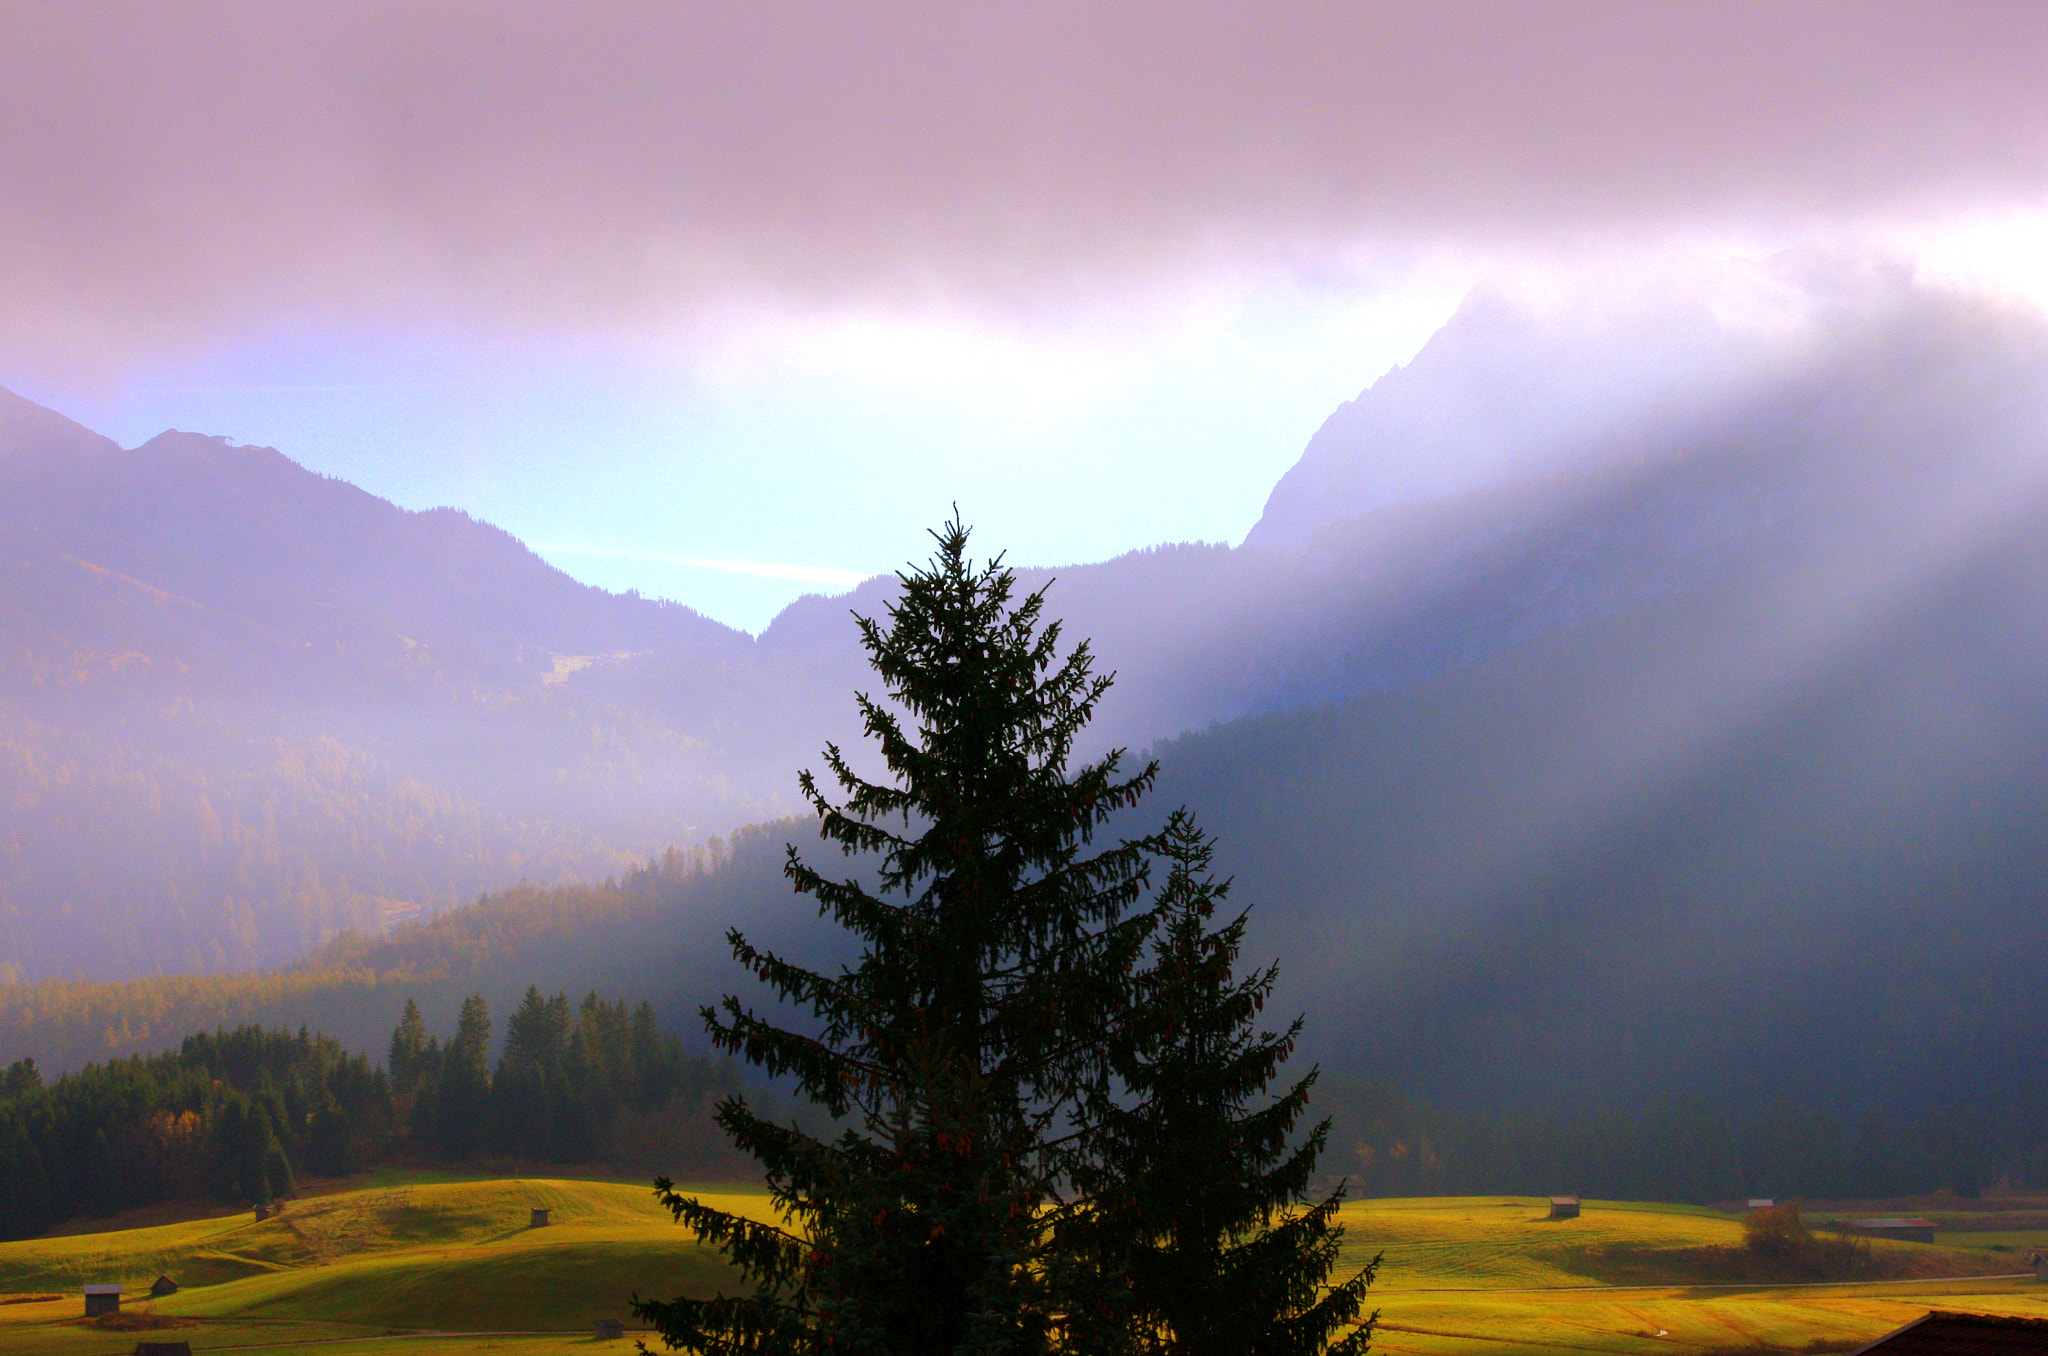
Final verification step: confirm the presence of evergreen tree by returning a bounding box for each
[504,987,573,1071]
[636,521,1163,1356]
[0,1122,50,1238]
[305,1097,359,1176]
[388,1000,429,1098]
[0,1058,39,1100]
[212,1092,293,1205]
[1081,813,1376,1356]
[497,987,573,1156]
[437,994,492,1159]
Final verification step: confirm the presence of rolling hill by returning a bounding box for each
[2,1181,2041,1356]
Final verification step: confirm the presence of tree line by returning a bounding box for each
[384,988,743,1169]
[0,989,741,1242]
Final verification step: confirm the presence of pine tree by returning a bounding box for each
[498,987,573,1157]
[437,994,492,1159]
[1082,812,1376,1356]
[636,521,1163,1356]
[0,1058,39,1100]
[388,1000,428,1097]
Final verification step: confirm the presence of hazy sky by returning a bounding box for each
[5,2,2047,629]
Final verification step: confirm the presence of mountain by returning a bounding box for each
[0,393,775,977]
[6,255,2048,999]
[7,262,2048,1175]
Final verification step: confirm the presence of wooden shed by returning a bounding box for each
[149,1274,179,1297]
[1846,1310,2048,1353]
[1746,1198,1775,1210]
[133,1343,195,1356]
[595,1318,626,1340]
[1548,1196,1580,1220]
[530,1207,551,1228]
[2031,1251,2047,1282]
[83,1284,121,1316]
[1837,1217,1938,1245]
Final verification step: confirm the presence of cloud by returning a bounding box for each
[4,2,2046,374]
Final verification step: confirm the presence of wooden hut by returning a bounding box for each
[2031,1251,2047,1282]
[1846,1310,2048,1352]
[133,1343,195,1356]
[530,1207,551,1228]
[1547,1196,1580,1220]
[149,1275,179,1297]
[1746,1198,1775,1210]
[83,1284,121,1316]
[1836,1217,1937,1245]
[595,1318,626,1340]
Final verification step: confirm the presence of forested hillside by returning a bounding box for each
[0,996,744,1240]
[0,828,811,1074]
[1153,519,2048,1128]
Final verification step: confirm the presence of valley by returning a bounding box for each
[3,1181,2044,1355]
[7,262,2048,1348]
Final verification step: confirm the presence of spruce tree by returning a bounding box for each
[438,993,492,1159]
[388,1000,428,1097]
[636,521,1162,1356]
[1081,812,1377,1356]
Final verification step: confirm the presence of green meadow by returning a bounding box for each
[3,1185,2046,1355]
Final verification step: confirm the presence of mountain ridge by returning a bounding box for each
[6,265,2048,985]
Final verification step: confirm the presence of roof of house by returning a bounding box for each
[1549,1195,1579,1204]
[81,1284,121,1295]
[1850,1310,2048,1354]
[1847,1217,1941,1229]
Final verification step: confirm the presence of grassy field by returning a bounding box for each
[3,1184,2045,1355]
[0,1174,763,1356]
[1335,1196,2048,1354]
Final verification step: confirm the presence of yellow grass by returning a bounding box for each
[2,1185,2043,1355]
[0,1176,767,1355]
[1337,1197,2047,1354]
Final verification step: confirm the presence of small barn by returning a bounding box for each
[1548,1196,1580,1220]
[149,1274,179,1297]
[1838,1217,1938,1245]
[1846,1309,2048,1353]
[2031,1251,2047,1282]
[82,1284,121,1316]
[1746,1198,1775,1210]
[530,1207,551,1228]
[595,1317,626,1340]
